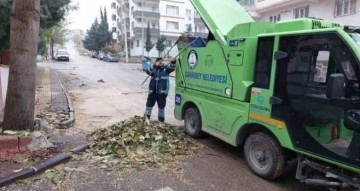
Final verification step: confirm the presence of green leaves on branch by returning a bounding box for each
[83,7,112,52]
[0,0,75,51]
[156,35,167,57]
[144,22,154,56]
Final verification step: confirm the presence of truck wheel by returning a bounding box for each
[184,107,203,138]
[244,132,286,180]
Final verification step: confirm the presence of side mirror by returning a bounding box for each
[274,51,288,60]
[327,73,345,99]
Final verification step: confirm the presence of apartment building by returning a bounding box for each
[238,0,360,26]
[112,0,208,58]
[111,2,120,43]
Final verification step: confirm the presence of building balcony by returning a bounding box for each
[133,27,160,36]
[255,0,323,13]
[111,2,116,9]
[133,11,160,20]
[117,0,129,5]
[117,22,130,31]
[194,17,205,25]
[133,0,159,5]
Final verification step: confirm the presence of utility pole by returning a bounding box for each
[122,0,129,63]
[141,0,144,58]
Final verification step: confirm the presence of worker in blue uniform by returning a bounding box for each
[144,57,176,125]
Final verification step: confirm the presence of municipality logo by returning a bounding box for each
[187,50,198,69]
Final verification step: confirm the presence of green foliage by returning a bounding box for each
[0,0,11,50]
[83,7,112,52]
[0,0,75,51]
[73,34,82,47]
[182,24,193,37]
[102,43,121,54]
[155,35,167,57]
[144,22,154,56]
[85,116,199,171]
[83,18,100,51]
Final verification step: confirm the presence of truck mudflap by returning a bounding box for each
[296,158,360,189]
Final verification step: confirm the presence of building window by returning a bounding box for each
[166,21,179,31]
[269,14,281,23]
[167,40,172,47]
[151,22,156,28]
[335,0,357,17]
[294,6,310,18]
[186,9,192,20]
[238,0,255,5]
[166,5,179,15]
[136,40,139,47]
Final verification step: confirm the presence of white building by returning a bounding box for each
[112,0,208,58]
[111,2,120,42]
[238,0,360,26]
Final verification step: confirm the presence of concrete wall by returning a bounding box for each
[0,66,9,109]
[130,36,179,58]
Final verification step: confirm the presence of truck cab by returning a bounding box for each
[174,0,360,189]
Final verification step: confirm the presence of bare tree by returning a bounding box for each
[2,0,41,131]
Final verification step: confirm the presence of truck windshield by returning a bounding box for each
[349,32,360,47]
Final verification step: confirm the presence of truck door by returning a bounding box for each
[271,32,360,168]
[249,37,275,116]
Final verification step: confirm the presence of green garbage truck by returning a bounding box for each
[174,0,360,189]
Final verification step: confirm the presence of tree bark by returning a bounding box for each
[2,0,41,131]
[50,38,54,60]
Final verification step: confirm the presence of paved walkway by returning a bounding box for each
[50,69,68,114]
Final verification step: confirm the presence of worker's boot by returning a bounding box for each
[145,115,151,126]
[158,116,165,127]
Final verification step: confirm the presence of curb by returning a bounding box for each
[55,72,75,128]
[0,153,71,187]
[70,144,89,153]
[0,144,89,187]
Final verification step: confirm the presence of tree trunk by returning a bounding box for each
[2,0,41,131]
[50,38,54,60]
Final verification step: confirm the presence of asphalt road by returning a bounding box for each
[7,43,322,191]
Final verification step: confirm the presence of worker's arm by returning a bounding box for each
[146,64,155,76]
[166,58,176,74]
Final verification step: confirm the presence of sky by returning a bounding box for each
[67,0,113,32]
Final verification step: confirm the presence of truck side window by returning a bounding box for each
[280,33,359,98]
[254,37,275,89]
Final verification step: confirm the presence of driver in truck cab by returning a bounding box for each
[144,57,176,125]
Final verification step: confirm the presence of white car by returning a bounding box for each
[55,51,70,62]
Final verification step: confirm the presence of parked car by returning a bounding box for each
[91,51,98,58]
[55,51,70,61]
[97,52,105,60]
[103,53,119,62]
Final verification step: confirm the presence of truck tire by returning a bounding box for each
[244,132,286,180]
[184,107,203,138]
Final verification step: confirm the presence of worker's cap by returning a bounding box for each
[155,57,163,62]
